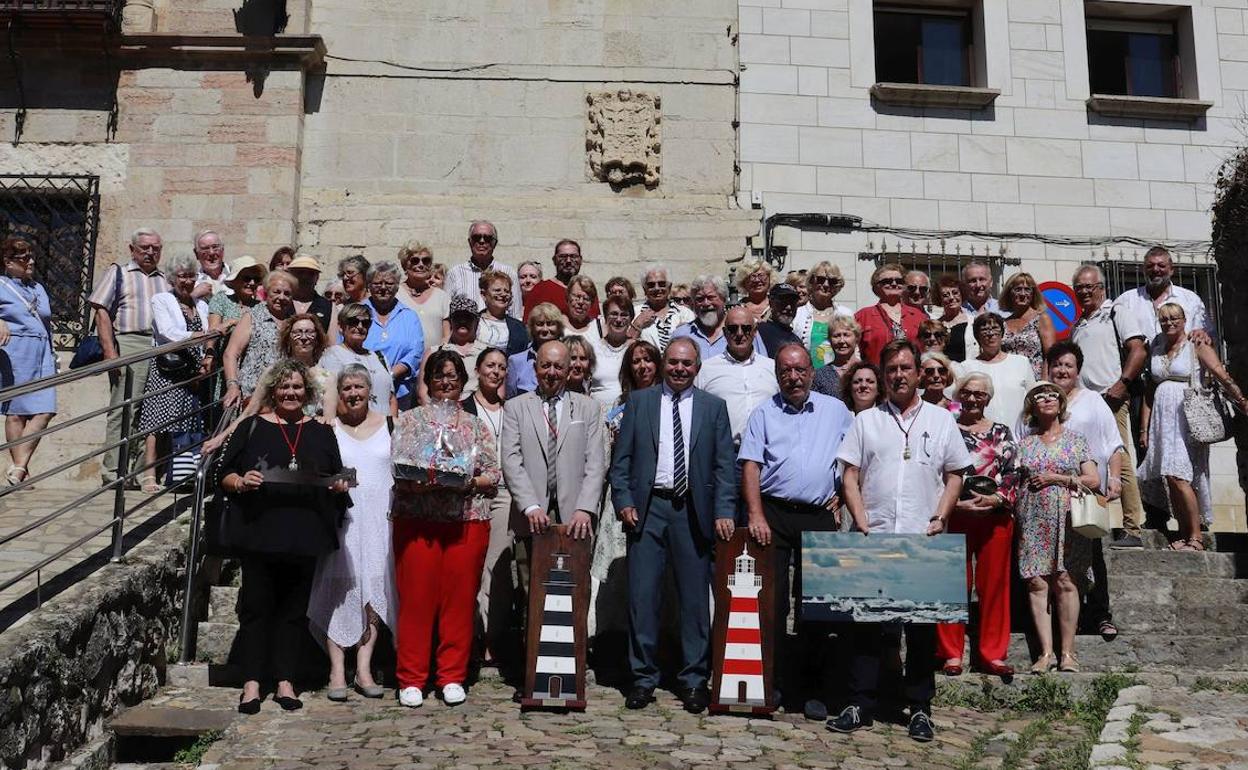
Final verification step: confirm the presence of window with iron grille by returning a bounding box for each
[0,175,100,351]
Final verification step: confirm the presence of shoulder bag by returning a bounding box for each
[1181,344,1232,444]
[1070,484,1110,539]
[70,264,123,369]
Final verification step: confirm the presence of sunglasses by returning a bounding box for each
[344,318,372,329]
[408,256,433,267]
[811,276,842,286]
[920,332,946,340]
[1031,391,1061,403]
[922,366,947,376]
[876,277,904,287]
[724,324,754,335]
[238,276,261,285]
[470,234,496,244]
[644,281,669,289]
[1073,283,1102,292]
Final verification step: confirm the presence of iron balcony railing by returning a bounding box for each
[0,330,225,630]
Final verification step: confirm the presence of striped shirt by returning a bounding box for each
[88,261,169,334]
[444,259,523,318]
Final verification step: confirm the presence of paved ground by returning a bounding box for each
[0,483,187,623]
[132,675,1099,770]
[1131,685,1248,769]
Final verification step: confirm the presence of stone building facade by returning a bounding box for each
[736,0,1244,527]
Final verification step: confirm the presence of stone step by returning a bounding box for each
[1109,602,1248,637]
[1006,632,1248,671]
[194,621,238,665]
[1139,530,1248,553]
[1105,549,1246,578]
[108,704,233,738]
[1107,575,1248,607]
[207,585,238,620]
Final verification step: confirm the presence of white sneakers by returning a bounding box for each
[398,687,423,707]
[441,683,466,705]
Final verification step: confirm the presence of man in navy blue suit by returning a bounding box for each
[609,337,736,713]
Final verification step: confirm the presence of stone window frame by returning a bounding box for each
[850,0,1007,110]
[1060,0,1217,122]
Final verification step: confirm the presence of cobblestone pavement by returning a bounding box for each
[141,676,1093,770]
[0,484,185,616]
[1131,685,1248,769]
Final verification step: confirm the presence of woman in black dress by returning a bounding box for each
[216,358,351,714]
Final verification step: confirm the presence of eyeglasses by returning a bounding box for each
[197,245,224,253]
[1073,283,1103,292]
[644,281,668,289]
[290,330,318,339]
[724,324,754,335]
[960,389,989,400]
[370,281,398,290]
[919,332,946,340]
[671,295,690,303]
[470,234,496,244]
[906,284,928,293]
[811,276,842,287]
[1031,391,1061,403]
[978,328,1002,338]
[606,311,632,320]
[876,277,904,287]
[237,275,261,285]
[6,254,33,262]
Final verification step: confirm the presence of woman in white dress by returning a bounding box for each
[1139,303,1248,551]
[959,313,1035,429]
[309,365,398,701]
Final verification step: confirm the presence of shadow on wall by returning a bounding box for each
[234,0,289,96]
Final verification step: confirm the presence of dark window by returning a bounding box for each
[1087,21,1179,97]
[0,175,100,351]
[874,7,972,86]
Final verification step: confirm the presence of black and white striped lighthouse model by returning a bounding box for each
[532,552,577,702]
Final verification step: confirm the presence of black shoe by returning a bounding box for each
[908,711,934,742]
[274,695,303,711]
[803,699,828,721]
[679,686,711,714]
[1109,534,1143,549]
[238,695,261,715]
[624,686,654,710]
[511,689,523,704]
[827,705,873,733]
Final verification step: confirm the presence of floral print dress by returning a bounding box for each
[1015,430,1094,586]
[957,422,1019,509]
[1003,314,1044,380]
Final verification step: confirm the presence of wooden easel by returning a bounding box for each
[709,529,777,715]
[519,524,590,710]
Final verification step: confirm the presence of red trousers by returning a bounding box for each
[936,514,1013,664]
[393,518,491,689]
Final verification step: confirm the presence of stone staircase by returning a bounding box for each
[1005,530,1248,673]
[189,559,239,667]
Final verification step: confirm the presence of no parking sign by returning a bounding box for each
[1038,281,1081,340]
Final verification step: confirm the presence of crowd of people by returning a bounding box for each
[2,226,1246,742]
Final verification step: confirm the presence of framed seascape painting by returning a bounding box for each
[799,533,968,623]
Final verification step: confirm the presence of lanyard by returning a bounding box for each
[276,417,306,470]
[887,401,923,460]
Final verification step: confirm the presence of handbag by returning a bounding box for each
[1182,345,1232,444]
[70,264,123,370]
[1070,486,1110,539]
[154,349,196,380]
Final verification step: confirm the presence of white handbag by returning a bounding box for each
[1070,487,1110,539]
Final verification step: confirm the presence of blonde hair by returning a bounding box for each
[1000,272,1043,314]
[828,315,861,337]
[398,241,432,266]
[870,262,905,286]
[955,371,994,399]
[527,302,564,336]
[1157,302,1186,322]
[806,261,843,288]
[735,258,775,293]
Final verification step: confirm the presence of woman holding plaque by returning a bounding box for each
[308,365,397,702]
[936,372,1019,678]
[391,349,501,709]
[1015,381,1099,674]
[216,359,351,714]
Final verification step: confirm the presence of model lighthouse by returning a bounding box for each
[718,546,766,707]
[532,553,577,701]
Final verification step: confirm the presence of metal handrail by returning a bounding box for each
[0,331,227,616]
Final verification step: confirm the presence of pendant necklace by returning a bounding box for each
[889,401,923,460]
[277,416,305,470]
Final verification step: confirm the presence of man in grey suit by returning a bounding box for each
[609,337,736,714]
[501,340,607,592]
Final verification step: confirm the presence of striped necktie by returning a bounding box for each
[672,390,687,497]
[544,395,559,512]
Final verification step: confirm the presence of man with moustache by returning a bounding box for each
[738,343,853,718]
[445,220,523,317]
[756,283,803,358]
[671,275,763,360]
[830,338,971,742]
[522,239,600,321]
[610,337,736,714]
[88,228,169,486]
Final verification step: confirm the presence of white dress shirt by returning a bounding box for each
[1071,298,1145,393]
[694,350,779,443]
[655,384,694,490]
[837,399,972,534]
[1113,284,1213,342]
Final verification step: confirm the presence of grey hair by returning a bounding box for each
[689,273,728,300]
[193,229,220,248]
[639,263,668,286]
[954,371,994,399]
[666,336,702,367]
[367,260,402,283]
[518,259,543,278]
[266,269,298,291]
[130,227,160,246]
[1073,263,1105,284]
[336,363,373,392]
[960,260,991,280]
[338,254,370,276]
[468,220,497,239]
[166,253,199,276]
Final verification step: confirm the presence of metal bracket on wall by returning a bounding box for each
[6,19,25,144]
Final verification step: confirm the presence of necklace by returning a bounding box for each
[888,400,923,460]
[276,415,306,470]
[475,394,502,441]
[1161,337,1187,379]
[338,413,370,438]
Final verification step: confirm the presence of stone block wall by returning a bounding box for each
[299,0,758,285]
[0,524,187,769]
[737,0,1247,527]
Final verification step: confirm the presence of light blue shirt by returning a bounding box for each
[363,298,425,399]
[505,347,538,398]
[672,321,765,361]
[737,391,854,506]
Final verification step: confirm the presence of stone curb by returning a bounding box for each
[1088,684,1152,768]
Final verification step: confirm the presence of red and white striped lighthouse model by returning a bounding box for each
[718,546,766,707]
